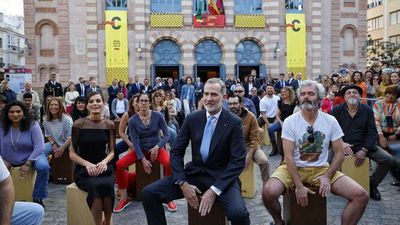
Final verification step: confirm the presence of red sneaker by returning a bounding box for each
[113,198,131,213]
[164,201,177,212]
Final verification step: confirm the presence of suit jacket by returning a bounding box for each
[86,86,103,97]
[43,81,63,101]
[143,85,153,95]
[291,79,301,91]
[128,82,143,99]
[75,83,88,97]
[251,95,260,117]
[107,85,119,106]
[170,109,246,193]
[274,80,286,93]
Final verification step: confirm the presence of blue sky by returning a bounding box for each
[0,0,23,16]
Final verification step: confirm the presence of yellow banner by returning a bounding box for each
[286,13,306,79]
[105,10,128,85]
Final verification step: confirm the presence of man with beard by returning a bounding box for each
[228,95,270,185]
[259,83,280,127]
[234,85,257,116]
[330,84,400,201]
[262,80,368,225]
[141,78,250,225]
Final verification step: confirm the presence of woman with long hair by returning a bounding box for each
[114,93,176,213]
[267,86,296,156]
[71,96,88,121]
[180,77,196,116]
[43,97,73,159]
[152,90,177,146]
[0,101,49,207]
[351,71,367,100]
[390,71,400,85]
[69,92,115,225]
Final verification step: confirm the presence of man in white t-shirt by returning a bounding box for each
[0,157,44,225]
[262,80,368,225]
[259,83,280,126]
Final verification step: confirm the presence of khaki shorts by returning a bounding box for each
[271,164,345,189]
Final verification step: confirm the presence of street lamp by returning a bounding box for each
[136,42,143,59]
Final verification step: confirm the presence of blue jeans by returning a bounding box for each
[12,202,44,225]
[268,121,282,142]
[33,143,51,200]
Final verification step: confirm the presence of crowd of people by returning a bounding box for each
[0,62,399,224]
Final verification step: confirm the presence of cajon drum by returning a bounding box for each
[276,130,283,155]
[283,186,327,225]
[10,167,37,202]
[239,162,256,198]
[52,150,74,184]
[264,125,271,145]
[114,120,120,138]
[341,156,370,194]
[135,161,161,201]
[66,183,110,225]
[188,196,228,225]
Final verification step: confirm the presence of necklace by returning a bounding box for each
[10,128,21,151]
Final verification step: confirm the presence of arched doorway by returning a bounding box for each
[151,39,183,82]
[194,39,225,82]
[235,40,266,81]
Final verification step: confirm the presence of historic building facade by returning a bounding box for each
[0,12,25,76]
[24,0,367,87]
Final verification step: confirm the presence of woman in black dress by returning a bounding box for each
[69,92,115,225]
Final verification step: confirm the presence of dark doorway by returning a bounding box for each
[155,66,179,81]
[196,66,220,82]
[238,66,259,82]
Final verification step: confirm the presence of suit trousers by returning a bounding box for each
[141,175,250,225]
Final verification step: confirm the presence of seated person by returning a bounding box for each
[330,84,400,201]
[0,156,44,225]
[262,80,368,225]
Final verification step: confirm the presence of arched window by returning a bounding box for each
[236,40,262,64]
[152,39,181,64]
[343,28,355,52]
[195,39,222,64]
[40,25,54,50]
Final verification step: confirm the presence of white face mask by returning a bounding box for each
[346,97,358,105]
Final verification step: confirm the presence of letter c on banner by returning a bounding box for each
[292,19,300,32]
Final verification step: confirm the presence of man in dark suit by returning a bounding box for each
[274,73,286,94]
[43,73,63,102]
[142,78,250,225]
[107,79,119,117]
[291,72,303,91]
[142,78,153,95]
[85,78,103,96]
[127,76,143,100]
[75,77,88,97]
[194,77,204,107]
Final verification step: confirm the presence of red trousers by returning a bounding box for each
[115,148,171,189]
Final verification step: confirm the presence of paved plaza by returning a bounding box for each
[42,145,400,225]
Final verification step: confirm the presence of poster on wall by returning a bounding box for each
[105,10,128,85]
[4,68,32,94]
[193,0,225,27]
[286,13,306,79]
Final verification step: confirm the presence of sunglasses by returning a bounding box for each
[139,99,149,103]
[307,126,315,144]
[235,90,244,93]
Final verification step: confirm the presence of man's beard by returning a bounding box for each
[229,107,240,115]
[300,100,319,111]
[346,97,358,105]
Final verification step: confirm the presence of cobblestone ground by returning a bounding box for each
[43,145,400,225]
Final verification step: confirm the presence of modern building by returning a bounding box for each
[367,0,400,43]
[0,12,25,76]
[24,0,367,87]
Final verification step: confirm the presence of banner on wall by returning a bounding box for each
[286,13,306,79]
[105,10,128,85]
[193,0,225,27]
